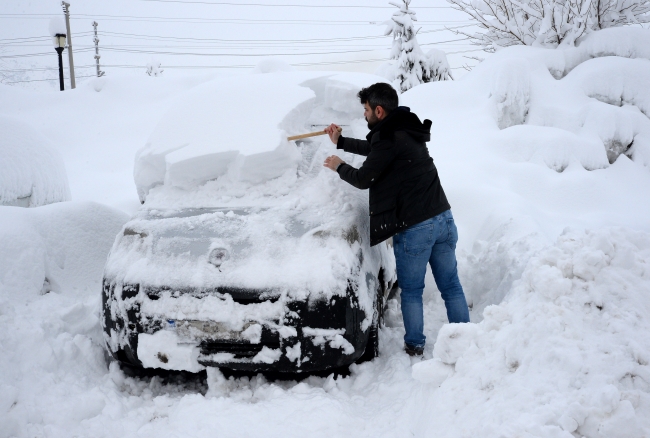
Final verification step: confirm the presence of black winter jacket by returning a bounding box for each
[336,107,450,246]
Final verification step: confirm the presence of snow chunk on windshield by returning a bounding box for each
[134,73,314,201]
[134,71,387,203]
[0,116,71,207]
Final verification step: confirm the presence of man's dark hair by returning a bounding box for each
[358,83,399,113]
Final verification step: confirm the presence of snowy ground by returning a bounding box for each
[1,27,650,437]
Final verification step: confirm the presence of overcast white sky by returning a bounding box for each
[0,0,483,88]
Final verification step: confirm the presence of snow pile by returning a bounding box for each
[0,116,71,207]
[0,202,128,299]
[406,27,650,175]
[413,227,650,436]
[134,71,386,202]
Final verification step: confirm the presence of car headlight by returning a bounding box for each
[208,247,230,268]
[123,227,148,238]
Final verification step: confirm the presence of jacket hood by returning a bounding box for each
[366,106,432,143]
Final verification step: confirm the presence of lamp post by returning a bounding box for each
[54,33,66,91]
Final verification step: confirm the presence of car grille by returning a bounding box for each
[199,326,281,359]
[200,341,271,358]
[144,286,281,304]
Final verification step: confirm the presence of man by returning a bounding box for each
[323,82,470,357]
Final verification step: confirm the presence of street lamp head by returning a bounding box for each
[54,33,67,49]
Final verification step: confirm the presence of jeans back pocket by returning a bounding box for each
[403,223,434,256]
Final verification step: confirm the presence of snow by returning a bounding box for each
[48,17,66,37]
[0,116,71,207]
[384,0,452,91]
[134,71,385,201]
[412,227,650,437]
[253,58,294,74]
[0,202,128,299]
[1,25,650,438]
[138,330,204,372]
[448,0,650,49]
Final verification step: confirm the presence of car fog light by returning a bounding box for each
[208,248,230,268]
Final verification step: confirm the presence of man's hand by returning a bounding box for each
[324,123,342,144]
[324,155,345,172]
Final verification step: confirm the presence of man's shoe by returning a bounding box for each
[404,344,424,357]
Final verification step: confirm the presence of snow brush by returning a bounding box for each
[287,126,342,142]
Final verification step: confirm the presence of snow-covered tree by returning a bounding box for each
[385,0,452,92]
[448,0,650,49]
[146,59,164,77]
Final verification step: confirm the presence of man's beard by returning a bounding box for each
[366,113,379,130]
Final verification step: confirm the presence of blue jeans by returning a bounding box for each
[393,210,470,348]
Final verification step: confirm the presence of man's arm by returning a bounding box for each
[337,136,371,157]
[335,136,397,190]
[324,123,371,156]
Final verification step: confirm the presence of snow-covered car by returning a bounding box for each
[101,70,397,373]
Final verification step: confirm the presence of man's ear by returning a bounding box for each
[375,105,386,120]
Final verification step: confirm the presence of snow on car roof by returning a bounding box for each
[134,71,387,203]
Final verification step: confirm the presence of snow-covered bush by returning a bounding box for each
[385,0,452,92]
[146,59,163,77]
[448,0,650,49]
[0,116,70,207]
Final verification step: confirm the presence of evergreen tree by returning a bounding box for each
[385,0,452,92]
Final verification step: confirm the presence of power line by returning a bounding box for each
[0,13,471,25]
[0,65,95,72]
[3,74,95,84]
[97,30,390,43]
[0,48,94,59]
[99,46,391,56]
[138,0,455,8]
[0,32,94,43]
[90,38,475,57]
[16,36,470,50]
[91,25,474,43]
[91,24,474,43]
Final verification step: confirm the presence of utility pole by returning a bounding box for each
[62,1,76,89]
[92,21,105,78]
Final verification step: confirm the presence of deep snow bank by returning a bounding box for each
[0,202,128,299]
[0,116,70,207]
[414,227,650,437]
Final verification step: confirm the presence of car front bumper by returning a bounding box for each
[102,280,370,373]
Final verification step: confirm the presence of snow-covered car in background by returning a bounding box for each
[102,70,397,373]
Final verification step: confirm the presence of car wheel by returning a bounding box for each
[356,281,384,363]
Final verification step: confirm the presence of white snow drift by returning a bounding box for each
[413,227,650,437]
[0,116,70,207]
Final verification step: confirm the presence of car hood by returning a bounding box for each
[103,206,365,299]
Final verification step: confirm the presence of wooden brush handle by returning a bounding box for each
[287,126,342,141]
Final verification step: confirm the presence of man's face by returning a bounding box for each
[363,103,380,129]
